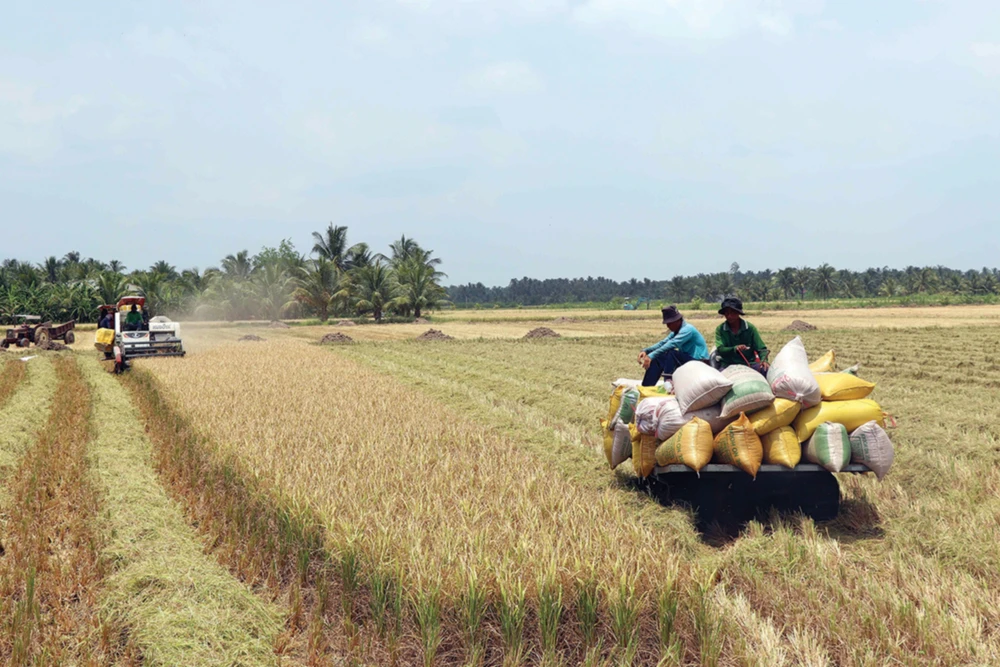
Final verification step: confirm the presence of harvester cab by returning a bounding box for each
[95,296,185,373]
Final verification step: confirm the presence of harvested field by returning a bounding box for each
[268,320,290,329]
[0,357,27,410]
[784,319,817,331]
[0,356,57,497]
[238,334,267,342]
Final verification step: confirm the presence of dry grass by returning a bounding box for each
[338,328,1000,664]
[141,341,711,665]
[0,355,56,503]
[0,357,27,410]
[0,355,120,665]
[76,355,288,667]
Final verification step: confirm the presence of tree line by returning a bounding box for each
[447,263,1000,307]
[0,226,449,324]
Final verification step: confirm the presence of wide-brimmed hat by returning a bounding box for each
[661,305,683,324]
[718,297,744,315]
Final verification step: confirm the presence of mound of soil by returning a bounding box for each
[320,332,354,344]
[37,340,69,351]
[417,329,454,341]
[414,317,430,324]
[784,320,818,332]
[268,320,291,329]
[239,334,266,342]
[524,327,561,339]
[336,320,357,327]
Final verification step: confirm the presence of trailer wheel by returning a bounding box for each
[35,329,50,348]
[64,331,75,344]
[17,338,29,348]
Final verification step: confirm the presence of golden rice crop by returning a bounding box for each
[143,340,707,664]
[0,356,56,498]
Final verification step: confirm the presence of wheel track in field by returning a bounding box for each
[76,354,290,667]
[0,356,27,410]
[0,354,57,505]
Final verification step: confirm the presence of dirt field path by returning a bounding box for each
[76,355,287,667]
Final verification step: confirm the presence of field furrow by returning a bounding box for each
[76,355,288,667]
[0,355,57,504]
[0,354,117,665]
[0,356,27,410]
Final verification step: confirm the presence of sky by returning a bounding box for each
[1,0,998,286]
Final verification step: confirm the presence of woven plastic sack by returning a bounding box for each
[814,373,875,402]
[635,397,670,436]
[633,433,659,478]
[655,418,714,472]
[747,398,801,436]
[761,426,801,469]
[850,421,894,480]
[610,421,633,469]
[684,403,738,435]
[655,396,689,441]
[713,413,763,478]
[805,422,851,472]
[612,387,640,427]
[673,361,733,414]
[767,337,822,407]
[809,350,835,373]
[638,385,670,401]
[601,419,614,467]
[794,399,884,443]
[719,365,775,419]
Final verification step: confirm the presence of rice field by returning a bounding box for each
[1,308,999,664]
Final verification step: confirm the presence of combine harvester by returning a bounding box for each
[94,296,185,373]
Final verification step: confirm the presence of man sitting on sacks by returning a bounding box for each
[714,297,769,374]
[638,305,710,385]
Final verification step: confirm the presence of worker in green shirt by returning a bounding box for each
[124,304,144,331]
[714,297,769,373]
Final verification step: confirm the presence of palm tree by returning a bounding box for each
[252,263,296,321]
[345,243,373,269]
[150,260,178,279]
[395,258,450,319]
[311,224,369,272]
[108,260,127,273]
[132,271,168,314]
[293,258,340,322]
[96,271,129,305]
[349,261,400,322]
[387,235,422,265]
[812,264,838,299]
[221,251,253,281]
[62,251,81,265]
[776,268,797,299]
[40,256,61,283]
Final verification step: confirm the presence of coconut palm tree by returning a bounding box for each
[150,260,178,280]
[40,256,61,283]
[293,258,341,322]
[349,261,400,322]
[311,224,369,272]
[812,264,838,299]
[253,263,296,321]
[222,251,253,281]
[96,271,129,305]
[394,258,450,319]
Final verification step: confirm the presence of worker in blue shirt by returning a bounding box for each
[638,305,710,385]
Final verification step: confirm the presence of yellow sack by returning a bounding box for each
[95,327,115,346]
[713,413,763,478]
[814,373,875,401]
[761,426,801,469]
[607,385,626,424]
[638,385,670,401]
[809,350,835,373]
[747,398,801,436]
[794,399,884,443]
[601,419,614,467]
[655,417,713,472]
[632,433,659,478]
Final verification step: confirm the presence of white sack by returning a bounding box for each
[767,336,822,407]
[635,397,670,436]
[672,361,734,414]
[611,422,633,469]
[654,396,688,441]
[849,421,894,480]
[682,404,738,435]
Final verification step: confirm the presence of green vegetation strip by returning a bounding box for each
[76,355,285,667]
[0,355,56,503]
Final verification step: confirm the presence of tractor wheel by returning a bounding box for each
[35,329,50,348]
[16,338,29,348]
[64,331,75,345]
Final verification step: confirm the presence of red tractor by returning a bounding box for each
[2,315,76,349]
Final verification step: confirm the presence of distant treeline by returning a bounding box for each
[447,264,1000,308]
[0,226,448,324]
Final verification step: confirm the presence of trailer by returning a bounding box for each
[2,316,76,348]
[646,463,871,530]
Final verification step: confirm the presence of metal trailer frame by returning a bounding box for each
[648,463,871,530]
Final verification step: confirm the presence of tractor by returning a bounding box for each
[2,315,76,349]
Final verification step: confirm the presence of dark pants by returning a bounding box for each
[643,349,694,385]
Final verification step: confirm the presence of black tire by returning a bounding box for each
[64,331,75,344]
[35,329,50,348]
[16,338,29,348]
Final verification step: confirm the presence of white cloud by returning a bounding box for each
[573,0,822,39]
[970,42,1000,58]
[469,61,544,94]
[0,79,87,159]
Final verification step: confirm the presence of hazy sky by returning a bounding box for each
[2,1,998,285]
